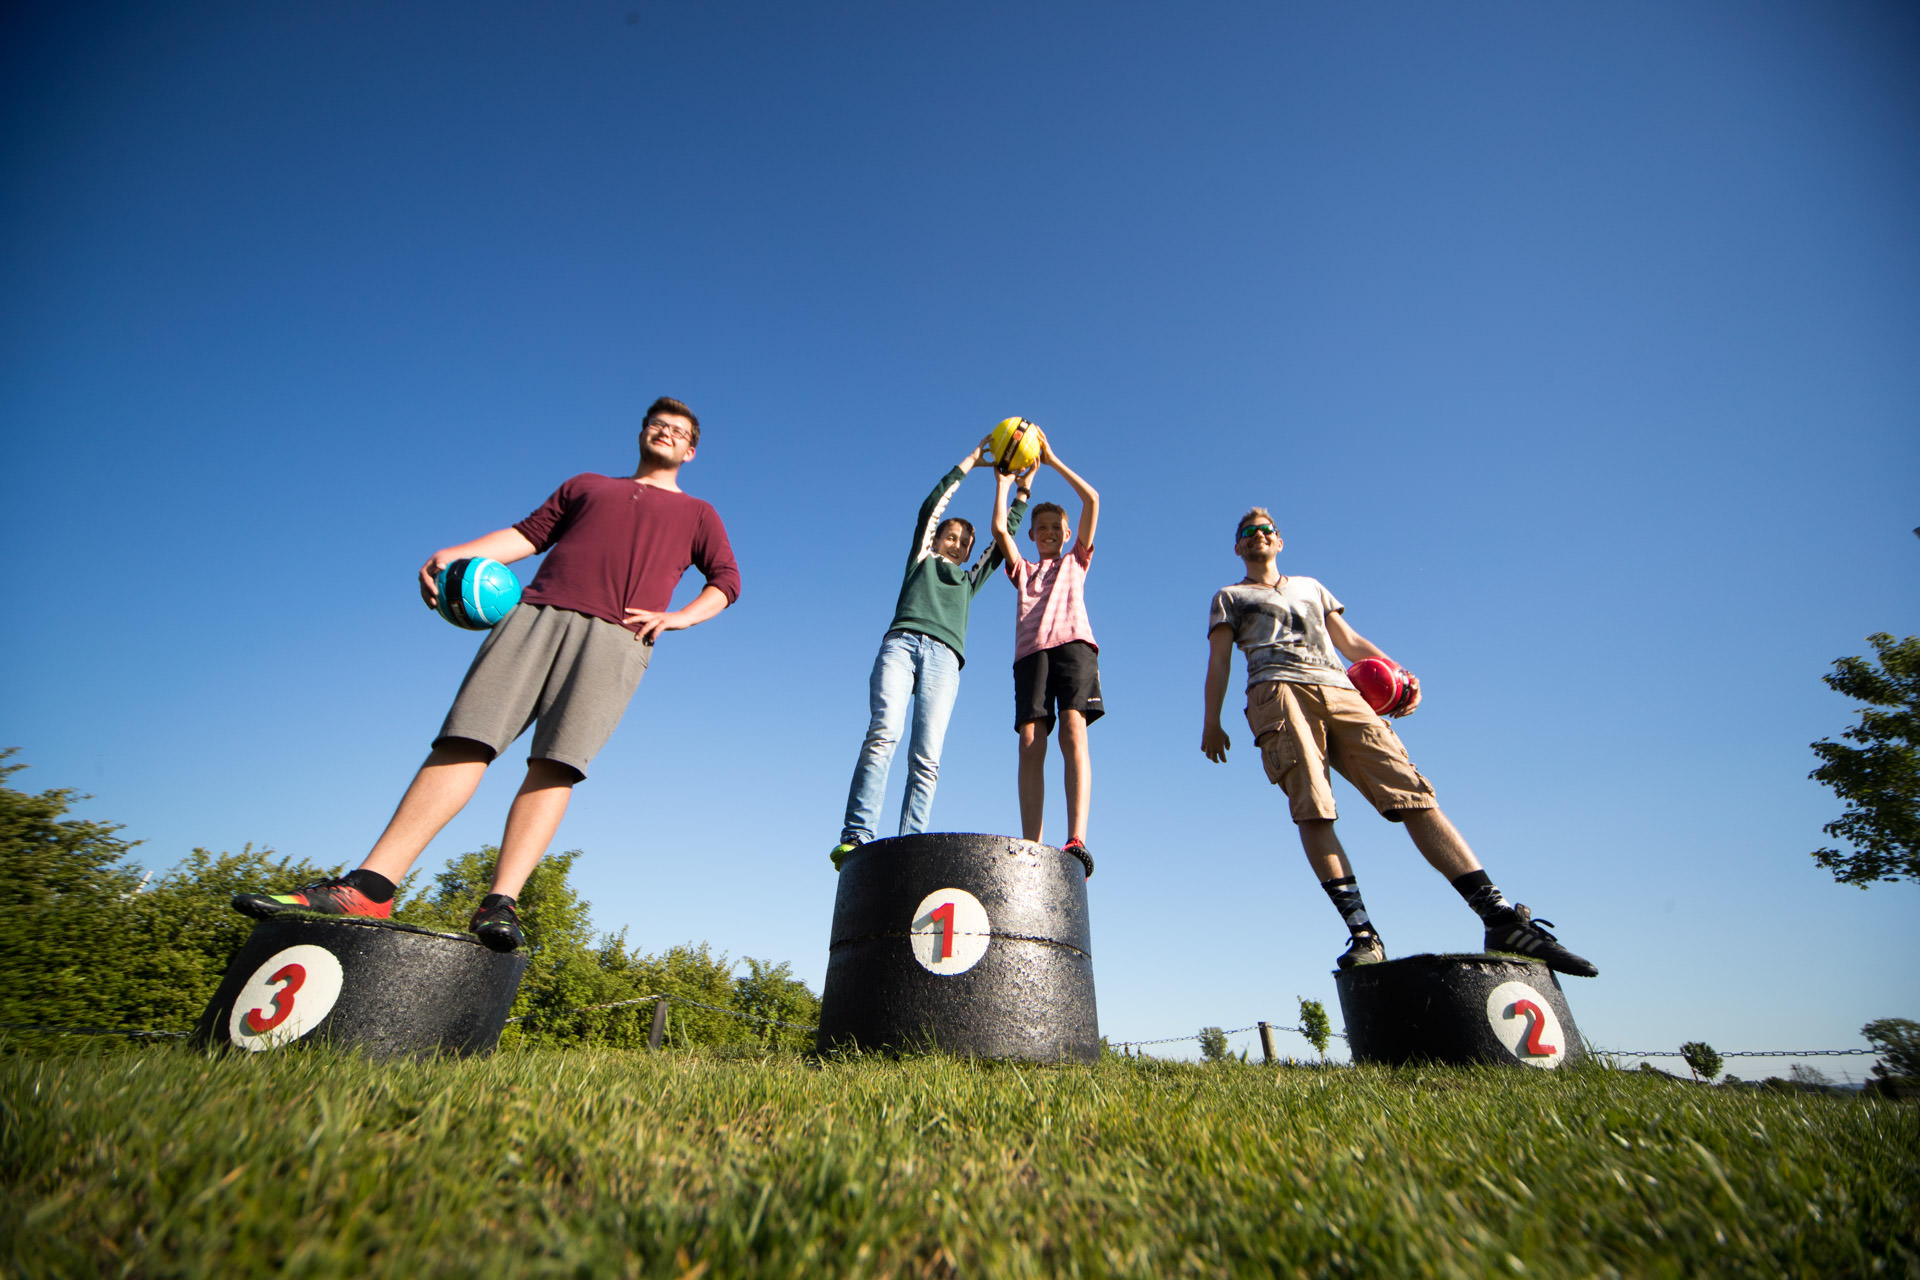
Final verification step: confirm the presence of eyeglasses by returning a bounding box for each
[644,417,694,442]
[1237,524,1277,539]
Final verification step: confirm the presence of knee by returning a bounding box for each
[526,759,581,788]
[428,738,494,767]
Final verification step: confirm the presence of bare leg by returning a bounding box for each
[487,759,579,898]
[1297,818,1353,882]
[1057,709,1090,844]
[1017,721,1049,842]
[360,740,494,882]
[1399,808,1482,880]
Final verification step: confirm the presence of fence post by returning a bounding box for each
[648,998,669,1051]
[1258,1021,1278,1064]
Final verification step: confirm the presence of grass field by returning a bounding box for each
[4,1042,1915,1278]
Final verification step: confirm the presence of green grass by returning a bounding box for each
[4,1043,1915,1278]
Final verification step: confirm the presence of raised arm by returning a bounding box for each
[905,439,996,574]
[1201,625,1236,762]
[1040,438,1099,553]
[990,470,1021,565]
[418,528,539,608]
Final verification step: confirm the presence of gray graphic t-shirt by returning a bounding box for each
[1207,577,1356,691]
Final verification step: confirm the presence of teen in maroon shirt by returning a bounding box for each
[234,397,739,950]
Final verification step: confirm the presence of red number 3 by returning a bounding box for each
[1510,998,1557,1056]
[243,963,308,1034]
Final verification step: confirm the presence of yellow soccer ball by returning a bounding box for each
[988,417,1046,474]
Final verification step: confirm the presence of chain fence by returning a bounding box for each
[0,1014,1886,1065]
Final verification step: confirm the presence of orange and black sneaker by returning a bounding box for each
[232,875,393,921]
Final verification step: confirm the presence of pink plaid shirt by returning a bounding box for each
[1005,545,1098,662]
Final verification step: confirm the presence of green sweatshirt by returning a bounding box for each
[886,466,1027,667]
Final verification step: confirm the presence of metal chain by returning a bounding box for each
[0,1023,189,1040]
[1110,1022,1348,1049]
[1603,1048,1876,1058]
[510,993,820,1032]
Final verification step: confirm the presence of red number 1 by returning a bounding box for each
[929,901,956,960]
[243,963,308,1034]
[1510,998,1557,1056]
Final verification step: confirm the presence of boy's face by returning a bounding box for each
[933,522,972,564]
[1030,513,1070,558]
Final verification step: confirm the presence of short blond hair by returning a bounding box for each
[1235,507,1276,539]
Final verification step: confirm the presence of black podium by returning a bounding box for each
[193,914,527,1058]
[816,832,1098,1062]
[1335,953,1586,1068]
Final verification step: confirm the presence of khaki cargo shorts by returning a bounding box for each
[1245,679,1437,823]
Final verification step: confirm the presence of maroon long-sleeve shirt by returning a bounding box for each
[513,473,740,627]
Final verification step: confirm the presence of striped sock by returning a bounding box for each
[1321,876,1374,935]
[1450,870,1513,924]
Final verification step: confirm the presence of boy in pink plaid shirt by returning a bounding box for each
[990,438,1101,869]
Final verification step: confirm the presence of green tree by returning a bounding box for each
[1297,997,1332,1057]
[1197,1026,1229,1063]
[0,752,337,1035]
[1862,1017,1920,1081]
[1809,633,1920,886]
[1679,1041,1723,1083]
[0,751,146,1032]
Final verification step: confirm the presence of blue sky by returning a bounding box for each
[4,0,1915,1074]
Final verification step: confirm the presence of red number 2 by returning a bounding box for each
[1509,998,1557,1056]
[929,901,956,960]
[243,963,308,1034]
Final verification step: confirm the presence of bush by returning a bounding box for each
[1297,997,1331,1057]
[1863,1018,1920,1081]
[1679,1041,1723,1083]
[0,753,820,1051]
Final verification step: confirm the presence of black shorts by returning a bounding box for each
[1013,641,1105,733]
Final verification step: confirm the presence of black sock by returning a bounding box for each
[1451,870,1514,924]
[479,893,516,911]
[342,869,395,903]
[1321,876,1376,935]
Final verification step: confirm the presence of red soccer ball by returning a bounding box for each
[1347,658,1417,717]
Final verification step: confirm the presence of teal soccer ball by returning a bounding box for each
[435,558,523,630]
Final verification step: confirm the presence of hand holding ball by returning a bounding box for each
[988,417,1046,474]
[435,558,523,630]
[1347,658,1419,717]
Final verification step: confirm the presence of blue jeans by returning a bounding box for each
[840,630,962,844]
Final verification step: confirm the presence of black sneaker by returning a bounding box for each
[1061,838,1095,876]
[1337,930,1386,969]
[1485,905,1598,977]
[469,896,524,952]
[233,876,393,921]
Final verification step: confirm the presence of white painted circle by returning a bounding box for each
[1485,980,1567,1069]
[228,944,345,1051]
[909,888,991,975]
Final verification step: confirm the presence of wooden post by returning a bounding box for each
[1258,1021,1277,1064]
[648,998,668,1051]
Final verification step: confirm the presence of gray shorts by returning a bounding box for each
[435,604,653,780]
